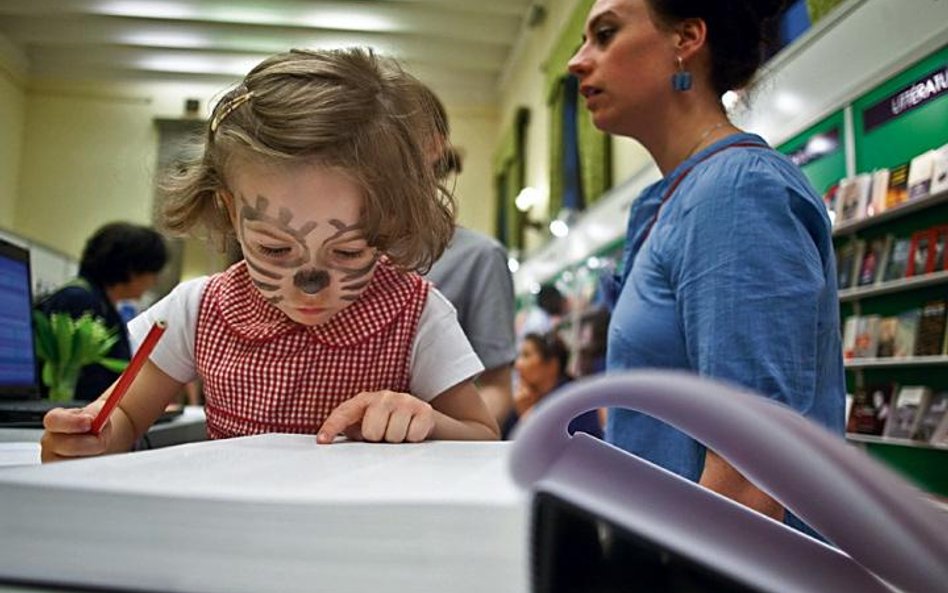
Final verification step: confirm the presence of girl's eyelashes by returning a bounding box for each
[256,244,292,258]
[333,249,365,260]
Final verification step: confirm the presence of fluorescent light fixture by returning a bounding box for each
[507,257,520,274]
[806,134,837,155]
[120,31,211,49]
[96,1,197,19]
[774,92,803,114]
[515,187,540,212]
[138,54,262,76]
[549,219,569,238]
[97,1,398,33]
[300,11,397,32]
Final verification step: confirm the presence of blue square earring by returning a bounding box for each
[672,56,692,92]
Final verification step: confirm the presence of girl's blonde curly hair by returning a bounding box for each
[160,47,455,273]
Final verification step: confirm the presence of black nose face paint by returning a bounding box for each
[294,268,330,295]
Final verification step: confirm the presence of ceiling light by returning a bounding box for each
[138,54,262,76]
[96,1,197,20]
[515,187,540,212]
[120,31,211,49]
[301,12,397,32]
[549,219,569,238]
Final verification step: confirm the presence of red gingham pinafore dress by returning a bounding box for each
[194,260,429,439]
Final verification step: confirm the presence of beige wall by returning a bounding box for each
[496,0,654,253]
[446,105,499,232]
[17,86,158,257]
[0,37,26,227]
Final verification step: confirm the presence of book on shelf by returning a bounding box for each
[883,385,932,440]
[881,237,911,282]
[907,229,935,277]
[853,314,881,359]
[913,391,948,442]
[875,316,898,358]
[842,316,859,359]
[857,236,888,286]
[930,410,948,447]
[868,169,890,217]
[914,300,947,357]
[835,174,872,224]
[929,144,948,195]
[884,162,910,210]
[893,309,920,358]
[906,150,934,201]
[933,226,948,272]
[822,182,840,225]
[846,383,897,436]
[836,242,859,289]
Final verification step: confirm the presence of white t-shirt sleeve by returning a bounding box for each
[127,277,208,385]
[409,287,484,402]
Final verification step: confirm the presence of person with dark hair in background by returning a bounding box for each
[420,84,519,428]
[37,221,168,400]
[502,332,601,439]
[568,0,844,536]
[518,283,566,341]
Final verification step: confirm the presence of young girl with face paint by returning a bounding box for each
[40,48,499,462]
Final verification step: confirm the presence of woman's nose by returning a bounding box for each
[568,46,591,77]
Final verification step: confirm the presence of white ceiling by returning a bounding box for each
[0,0,538,105]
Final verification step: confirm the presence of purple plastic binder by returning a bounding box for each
[509,371,948,593]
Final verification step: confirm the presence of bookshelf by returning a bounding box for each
[844,355,948,370]
[839,270,948,302]
[816,40,948,498]
[832,189,948,238]
[846,432,947,451]
[845,433,948,496]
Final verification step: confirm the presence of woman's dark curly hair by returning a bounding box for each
[647,0,790,95]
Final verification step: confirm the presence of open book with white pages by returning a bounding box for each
[0,435,528,593]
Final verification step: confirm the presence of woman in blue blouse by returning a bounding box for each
[568,0,845,533]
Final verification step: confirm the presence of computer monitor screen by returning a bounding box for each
[0,239,37,397]
[531,492,767,593]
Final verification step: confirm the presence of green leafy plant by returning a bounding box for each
[32,311,129,402]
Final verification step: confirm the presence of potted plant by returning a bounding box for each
[32,311,128,402]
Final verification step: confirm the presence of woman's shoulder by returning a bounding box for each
[683,136,821,210]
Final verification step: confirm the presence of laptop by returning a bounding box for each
[0,237,182,428]
[0,237,81,426]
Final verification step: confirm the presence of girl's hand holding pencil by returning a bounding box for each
[40,321,167,463]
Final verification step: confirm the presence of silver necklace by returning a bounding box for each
[684,121,729,160]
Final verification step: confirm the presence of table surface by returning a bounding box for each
[0,406,206,467]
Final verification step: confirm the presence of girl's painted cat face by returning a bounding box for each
[223,159,377,327]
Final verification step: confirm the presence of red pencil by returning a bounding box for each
[90,320,167,435]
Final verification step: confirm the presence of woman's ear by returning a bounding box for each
[673,17,708,61]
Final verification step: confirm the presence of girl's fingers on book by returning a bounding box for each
[382,409,412,443]
[316,395,370,444]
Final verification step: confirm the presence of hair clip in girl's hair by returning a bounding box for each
[210,90,255,133]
